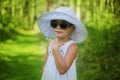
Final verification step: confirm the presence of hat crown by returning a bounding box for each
[55,7,78,19]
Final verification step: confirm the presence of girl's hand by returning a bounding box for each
[51,41,65,50]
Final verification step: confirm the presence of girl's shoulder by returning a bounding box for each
[68,40,78,49]
[66,40,77,47]
[48,39,55,45]
[69,43,78,50]
[47,39,55,48]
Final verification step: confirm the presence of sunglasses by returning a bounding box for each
[50,20,73,30]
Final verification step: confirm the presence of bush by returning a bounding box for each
[77,23,120,80]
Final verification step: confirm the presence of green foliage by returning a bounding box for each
[0,31,47,80]
[0,0,46,41]
[77,20,120,80]
[0,0,120,80]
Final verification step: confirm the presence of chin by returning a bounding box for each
[56,35,63,38]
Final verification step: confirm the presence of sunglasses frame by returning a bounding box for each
[50,19,73,30]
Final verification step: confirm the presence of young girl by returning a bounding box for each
[38,7,87,80]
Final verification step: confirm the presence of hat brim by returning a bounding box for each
[38,11,87,43]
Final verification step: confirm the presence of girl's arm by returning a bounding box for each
[41,42,49,74]
[52,43,78,74]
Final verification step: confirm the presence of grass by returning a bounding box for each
[0,29,47,80]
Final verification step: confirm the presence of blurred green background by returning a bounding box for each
[0,0,120,80]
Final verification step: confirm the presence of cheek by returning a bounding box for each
[63,30,71,35]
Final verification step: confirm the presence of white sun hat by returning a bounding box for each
[38,6,88,43]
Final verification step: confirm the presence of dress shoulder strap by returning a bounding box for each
[65,40,75,48]
[48,40,54,50]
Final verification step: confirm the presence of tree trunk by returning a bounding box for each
[74,0,77,12]
[113,0,120,18]
[46,0,53,11]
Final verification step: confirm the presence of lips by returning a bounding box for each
[55,30,62,34]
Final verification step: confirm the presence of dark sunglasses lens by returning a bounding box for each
[60,21,69,29]
[50,20,58,28]
[60,21,71,29]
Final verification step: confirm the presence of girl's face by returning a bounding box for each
[50,19,75,38]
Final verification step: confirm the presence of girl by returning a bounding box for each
[38,7,87,80]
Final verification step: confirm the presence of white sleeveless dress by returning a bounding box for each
[41,40,77,80]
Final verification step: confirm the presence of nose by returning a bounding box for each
[56,25,60,29]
